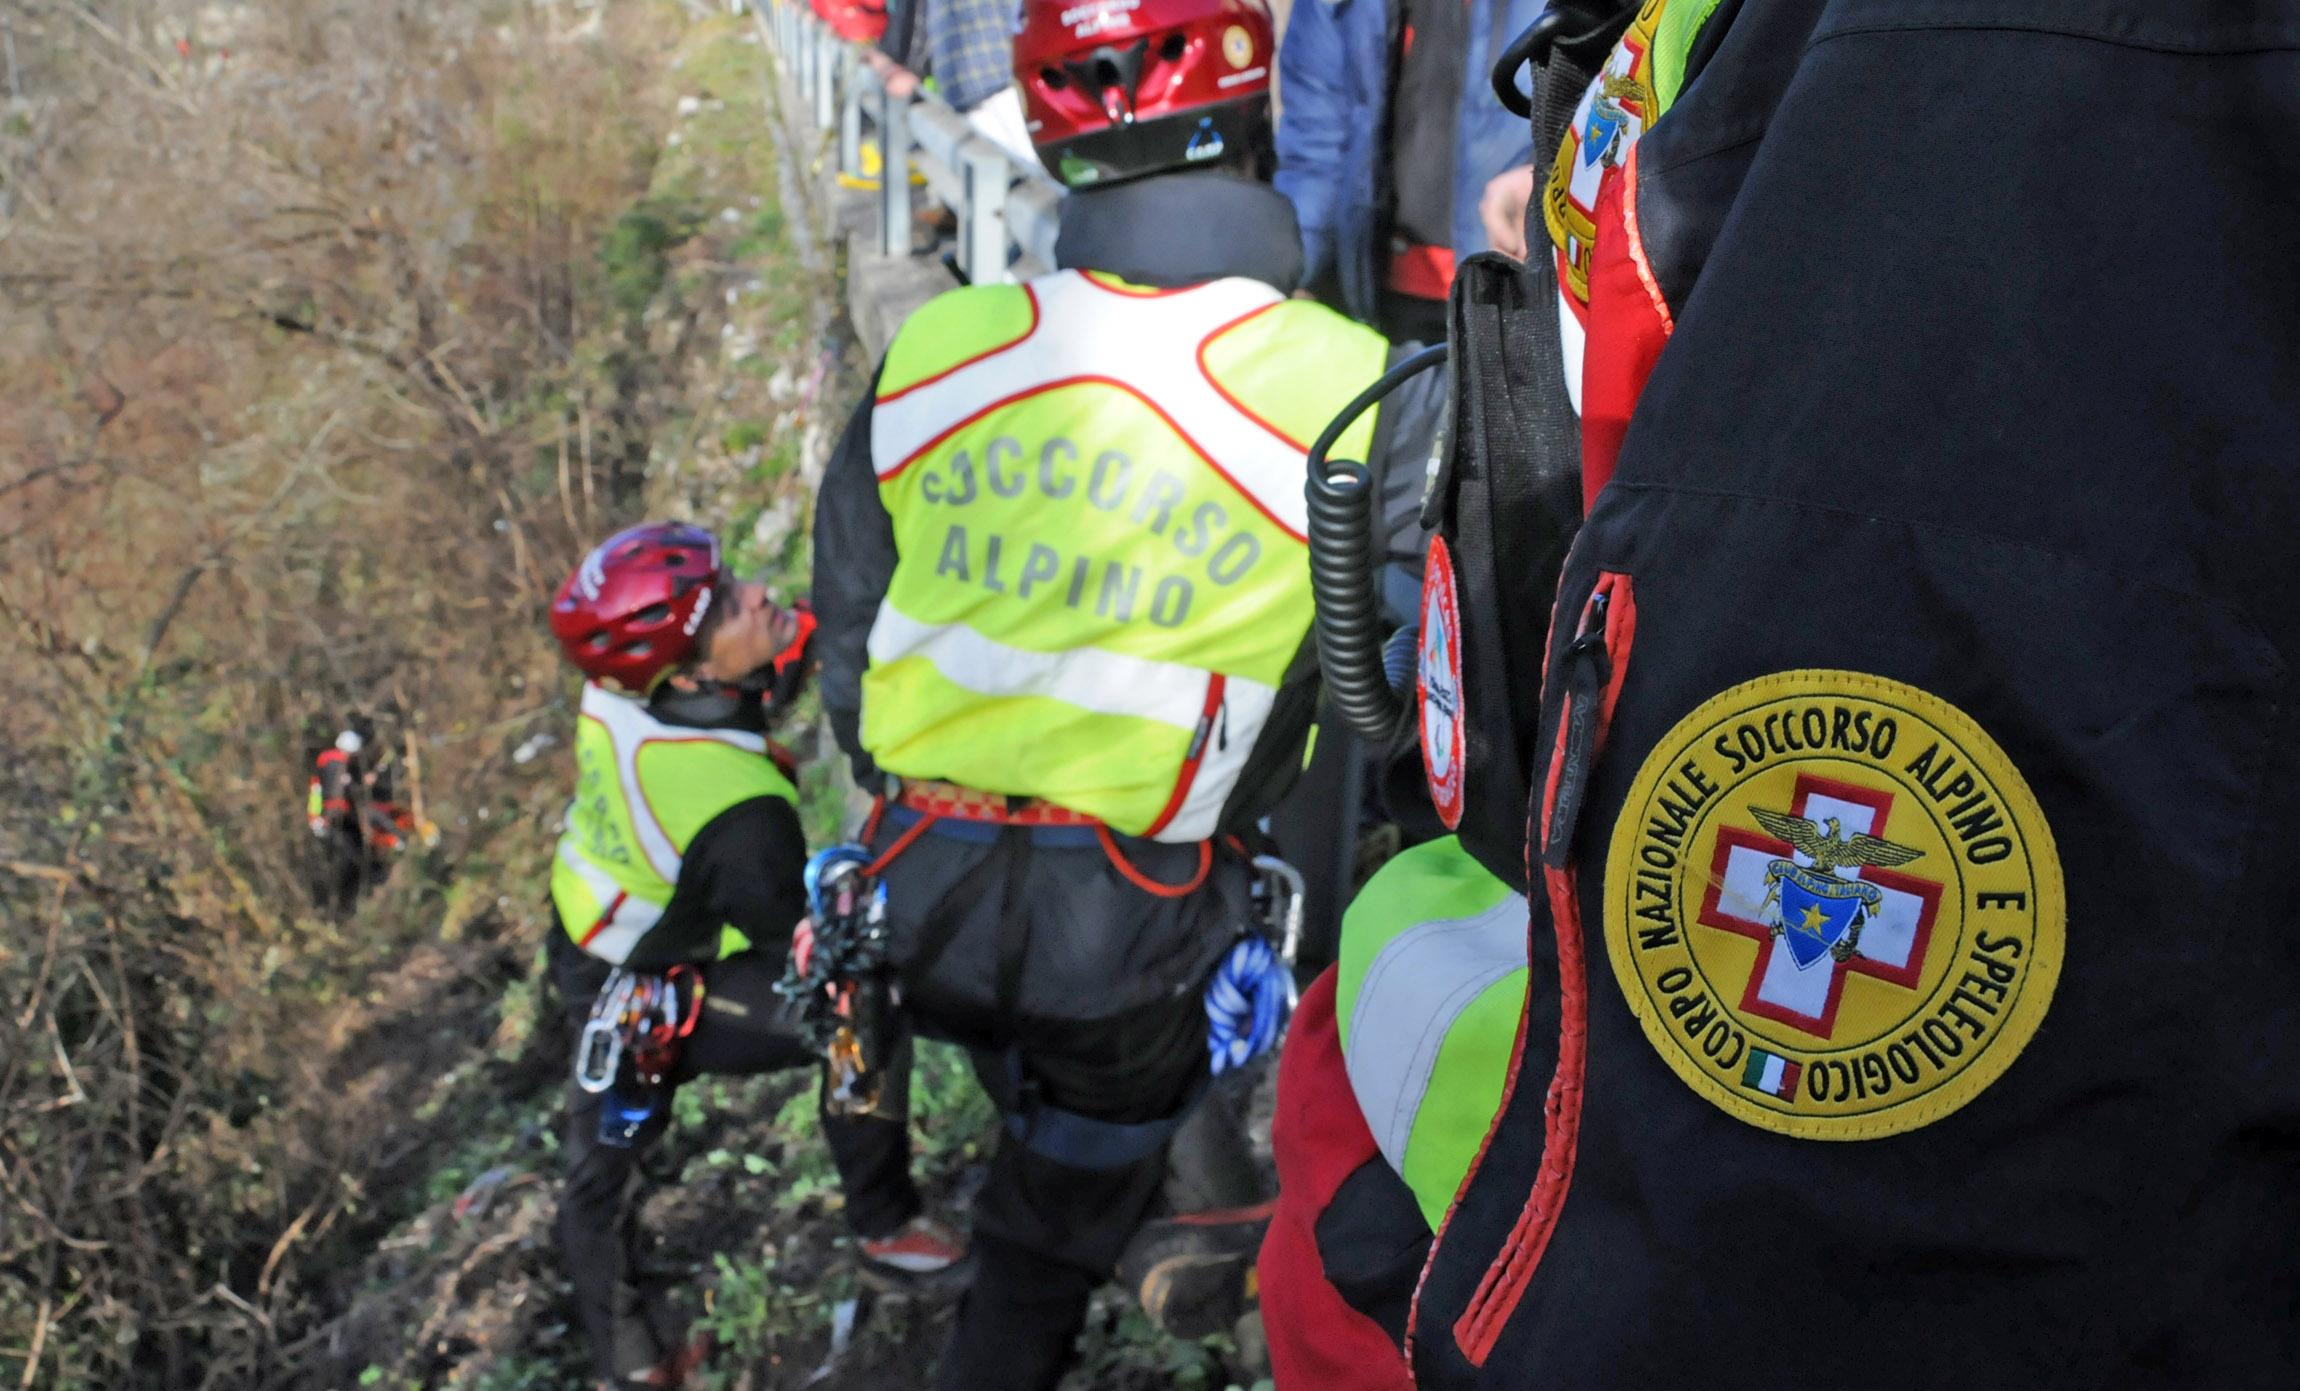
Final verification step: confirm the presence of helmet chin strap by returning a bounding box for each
[648,679,763,732]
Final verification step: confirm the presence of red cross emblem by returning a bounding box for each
[1697,774,1944,1041]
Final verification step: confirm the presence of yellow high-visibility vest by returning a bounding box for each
[864,269,1389,840]
[548,682,796,964]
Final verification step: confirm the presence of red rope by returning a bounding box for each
[865,811,937,876]
[1095,826,1211,899]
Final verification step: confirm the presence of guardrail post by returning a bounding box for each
[814,26,838,130]
[959,142,1010,285]
[878,90,910,260]
[808,21,827,106]
[839,55,865,177]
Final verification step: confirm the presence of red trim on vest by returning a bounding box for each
[579,890,628,949]
[876,284,1043,405]
[1195,301,1316,454]
[881,374,1307,541]
[1143,674,1227,837]
[1259,970,1415,1391]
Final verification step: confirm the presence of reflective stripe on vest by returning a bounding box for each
[547,683,795,964]
[1335,837,1530,1231]
[863,270,1388,841]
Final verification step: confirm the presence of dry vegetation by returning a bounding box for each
[0,1,854,1384]
[0,4,1260,1387]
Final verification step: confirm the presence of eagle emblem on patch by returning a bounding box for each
[1602,670,2064,1139]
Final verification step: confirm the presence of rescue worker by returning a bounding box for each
[807,2,1444,1383]
[547,523,961,1390]
[1269,0,2300,1386]
[307,726,412,911]
[1274,0,1548,340]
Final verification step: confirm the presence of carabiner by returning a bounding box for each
[1250,854,1308,967]
[574,969,638,1093]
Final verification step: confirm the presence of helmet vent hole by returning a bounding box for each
[665,552,688,567]
[1093,57,1123,89]
[632,602,673,625]
[1159,34,1185,61]
[1042,65,1067,90]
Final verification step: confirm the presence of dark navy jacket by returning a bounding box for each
[1275,0,1547,321]
[1406,0,2300,1385]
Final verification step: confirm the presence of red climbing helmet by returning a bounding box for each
[549,523,725,695]
[1015,0,1275,189]
[807,0,887,44]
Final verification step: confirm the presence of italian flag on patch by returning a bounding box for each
[1741,1047,1802,1100]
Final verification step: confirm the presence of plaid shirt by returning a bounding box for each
[925,0,1015,113]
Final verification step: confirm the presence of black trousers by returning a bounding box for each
[547,933,919,1384]
[866,817,1263,1391]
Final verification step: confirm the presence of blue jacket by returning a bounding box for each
[1275,0,1543,322]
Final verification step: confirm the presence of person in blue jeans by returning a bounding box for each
[1275,0,1549,340]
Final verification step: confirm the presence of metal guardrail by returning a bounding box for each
[762,0,1063,285]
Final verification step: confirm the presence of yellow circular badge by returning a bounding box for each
[1604,670,2062,1140]
[1222,25,1254,69]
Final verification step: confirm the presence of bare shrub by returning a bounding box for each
[0,1,743,1383]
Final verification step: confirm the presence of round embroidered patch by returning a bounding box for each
[1418,534,1466,830]
[1222,24,1255,69]
[1603,670,2062,1140]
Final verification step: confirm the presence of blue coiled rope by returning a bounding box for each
[1204,934,1297,1076]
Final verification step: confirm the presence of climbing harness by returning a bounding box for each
[776,845,898,1117]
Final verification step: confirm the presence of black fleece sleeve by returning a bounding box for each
[1367,343,1449,573]
[621,795,811,971]
[812,377,898,786]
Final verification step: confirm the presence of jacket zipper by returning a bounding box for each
[1542,589,1611,869]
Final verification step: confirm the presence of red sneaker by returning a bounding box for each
[858,1213,967,1276]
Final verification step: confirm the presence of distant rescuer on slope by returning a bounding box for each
[307,724,418,912]
[545,523,961,1390]
[806,0,1445,1383]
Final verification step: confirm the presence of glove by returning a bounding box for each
[1204,935,1297,1076]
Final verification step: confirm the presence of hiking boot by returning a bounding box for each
[1119,1202,1274,1340]
[859,1213,967,1277]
